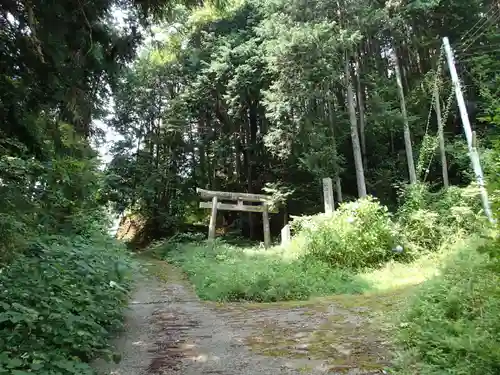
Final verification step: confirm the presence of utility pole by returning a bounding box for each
[443,37,493,223]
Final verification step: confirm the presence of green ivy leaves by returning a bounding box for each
[0,236,133,375]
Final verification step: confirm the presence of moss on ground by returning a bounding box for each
[139,256,187,283]
[240,288,413,372]
[140,256,413,373]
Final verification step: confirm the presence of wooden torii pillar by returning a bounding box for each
[197,188,277,248]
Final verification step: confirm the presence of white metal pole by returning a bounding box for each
[442,37,494,223]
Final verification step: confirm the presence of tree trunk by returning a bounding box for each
[391,46,417,184]
[327,101,343,203]
[434,88,449,188]
[235,131,242,183]
[354,52,367,170]
[345,53,367,198]
[197,116,206,184]
[245,106,256,239]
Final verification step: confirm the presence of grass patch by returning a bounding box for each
[158,241,369,302]
[394,236,500,375]
[150,237,459,303]
[357,246,455,292]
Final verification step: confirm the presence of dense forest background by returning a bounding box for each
[2,0,498,248]
[101,0,500,244]
[1,1,500,374]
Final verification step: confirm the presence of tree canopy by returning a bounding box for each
[102,0,500,241]
[0,0,216,258]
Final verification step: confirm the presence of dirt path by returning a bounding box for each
[94,260,400,375]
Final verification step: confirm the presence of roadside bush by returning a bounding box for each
[165,241,368,302]
[0,235,134,375]
[395,238,500,375]
[397,183,485,252]
[292,197,407,269]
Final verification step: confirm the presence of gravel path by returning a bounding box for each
[93,262,392,375]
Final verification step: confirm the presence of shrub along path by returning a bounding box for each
[94,258,407,375]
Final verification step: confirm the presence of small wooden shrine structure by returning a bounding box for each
[196,187,278,248]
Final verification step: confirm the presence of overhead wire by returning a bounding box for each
[460,46,500,58]
[458,3,500,43]
[451,7,499,103]
[453,48,495,119]
[419,46,456,182]
[458,5,500,44]
[454,44,495,88]
[459,41,500,52]
[421,6,499,182]
[457,7,500,52]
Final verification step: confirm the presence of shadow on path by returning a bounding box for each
[93,259,403,375]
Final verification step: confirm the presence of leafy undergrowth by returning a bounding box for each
[396,184,485,252]
[394,237,500,375]
[0,235,134,375]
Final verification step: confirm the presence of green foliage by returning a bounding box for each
[161,241,368,302]
[0,151,108,263]
[1,0,202,254]
[397,183,486,252]
[103,0,500,244]
[478,130,500,271]
[395,239,500,375]
[0,235,133,375]
[488,134,500,197]
[393,115,500,375]
[292,197,407,269]
[101,57,191,238]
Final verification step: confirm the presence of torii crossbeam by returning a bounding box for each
[196,188,277,248]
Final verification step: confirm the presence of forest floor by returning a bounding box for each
[93,258,412,375]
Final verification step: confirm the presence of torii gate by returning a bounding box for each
[197,188,278,248]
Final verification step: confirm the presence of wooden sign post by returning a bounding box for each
[197,188,278,248]
[322,177,335,213]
